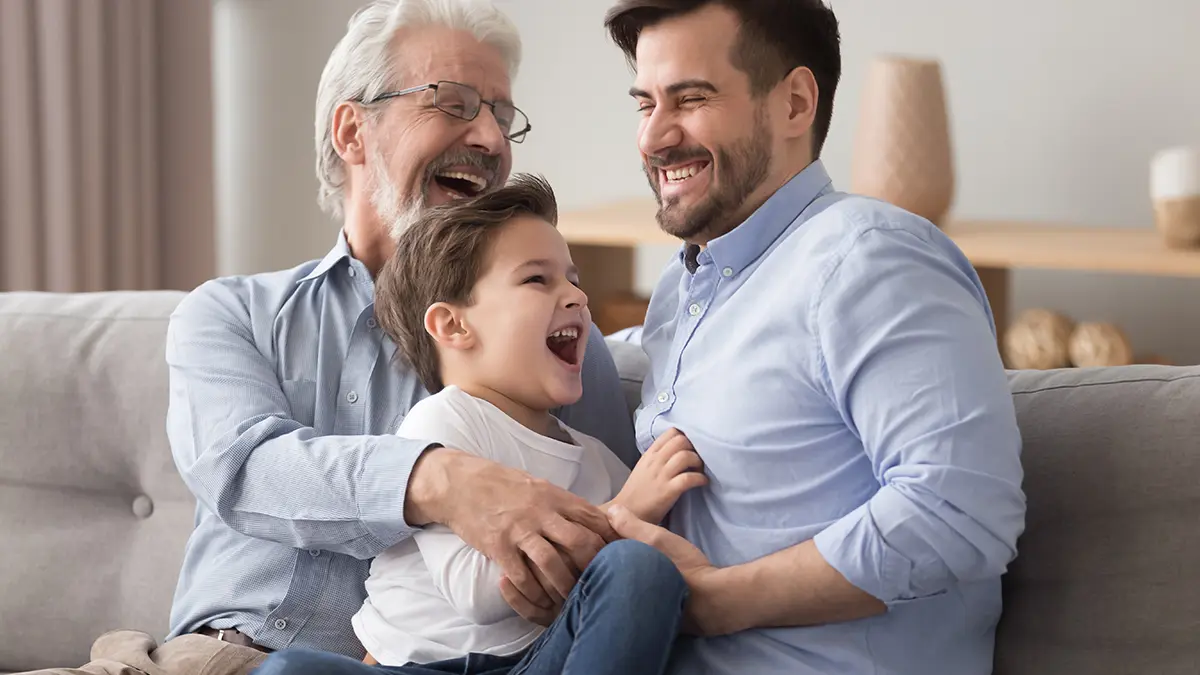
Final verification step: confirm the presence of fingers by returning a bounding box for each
[500,576,558,627]
[669,470,709,495]
[543,515,605,571]
[664,449,704,476]
[493,548,554,610]
[606,503,665,547]
[519,534,577,601]
[646,427,682,453]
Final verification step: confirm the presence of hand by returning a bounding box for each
[406,448,616,620]
[607,503,739,637]
[610,428,707,524]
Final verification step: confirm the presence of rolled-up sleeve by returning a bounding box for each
[810,224,1026,605]
[165,280,430,559]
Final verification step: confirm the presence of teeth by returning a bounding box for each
[436,171,487,190]
[548,327,579,340]
[664,165,701,182]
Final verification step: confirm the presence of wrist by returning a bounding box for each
[694,564,757,636]
[404,444,459,527]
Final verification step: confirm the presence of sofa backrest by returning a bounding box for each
[995,365,1200,674]
[0,291,192,672]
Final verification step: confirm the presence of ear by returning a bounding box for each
[780,66,819,142]
[424,302,475,351]
[331,101,368,167]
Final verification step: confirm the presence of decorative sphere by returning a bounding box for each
[1069,322,1134,367]
[1003,309,1074,370]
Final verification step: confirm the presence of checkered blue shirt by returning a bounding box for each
[163,232,638,655]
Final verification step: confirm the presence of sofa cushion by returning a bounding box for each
[0,291,192,672]
[995,365,1200,674]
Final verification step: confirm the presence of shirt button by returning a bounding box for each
[722,267,734,277]
[348,267,357,277]
[309,549,321,557]
[367,317,377,329]
[656,391,669,403]
[274,618,288,630]
[346,391,359,403]
[688,303,702,316]
[131,495,154,519]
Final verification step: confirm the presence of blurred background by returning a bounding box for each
[2,0,1199,362]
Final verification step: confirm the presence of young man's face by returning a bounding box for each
[630,4,781,245]
[460,215,590,411]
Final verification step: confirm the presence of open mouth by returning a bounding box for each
[432,170,488,199]
[658,161,711,193]
[546,325,582,367]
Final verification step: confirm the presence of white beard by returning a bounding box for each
[368,143,425,241]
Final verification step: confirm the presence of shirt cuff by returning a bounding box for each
[356,436,438,548]
[812,487,921,606]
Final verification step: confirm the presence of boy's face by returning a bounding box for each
[458,215,590,410]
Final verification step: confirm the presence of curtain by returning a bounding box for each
[0,0,160,292]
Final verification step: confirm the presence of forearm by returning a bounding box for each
[701,539,885,634]
[175,419,431,557]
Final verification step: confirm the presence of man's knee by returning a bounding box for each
[254,648,364,675]
[587,539,686,598]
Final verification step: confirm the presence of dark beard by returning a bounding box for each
[643,107,772,242]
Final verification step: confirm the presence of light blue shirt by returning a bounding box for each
[164,231,637,655]
[638,161,1026,675]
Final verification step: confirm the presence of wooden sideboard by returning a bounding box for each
[558,198,1200,336]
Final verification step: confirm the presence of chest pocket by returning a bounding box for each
[280,379,318,428]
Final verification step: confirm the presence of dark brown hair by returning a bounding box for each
[374,173,559,393]
[605,0,841,157]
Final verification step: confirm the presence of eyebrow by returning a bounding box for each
[629,79,718,98]
[516,259,579,277]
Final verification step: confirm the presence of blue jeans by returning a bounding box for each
[254,539,688,675]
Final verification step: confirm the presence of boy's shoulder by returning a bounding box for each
[396,386,494,456]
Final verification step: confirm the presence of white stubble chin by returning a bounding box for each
[368,143,425,241]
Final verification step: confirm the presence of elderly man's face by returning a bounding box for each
[631,4,780,244]
[366,25,515,234]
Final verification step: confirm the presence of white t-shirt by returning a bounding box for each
[351,385,632,666]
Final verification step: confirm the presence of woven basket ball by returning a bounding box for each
[1003,309,1074,370]
[1068,322,1134,367]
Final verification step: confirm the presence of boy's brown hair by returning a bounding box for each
[374,173,559,393]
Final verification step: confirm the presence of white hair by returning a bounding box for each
[314,0,522,219]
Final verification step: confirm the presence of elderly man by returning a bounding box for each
[598,1,1027,674]
[20,2,634,674]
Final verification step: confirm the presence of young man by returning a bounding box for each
[601,2,1027,674]
[255,175,702,675]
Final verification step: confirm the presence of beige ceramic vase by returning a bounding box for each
[850,56,955,227]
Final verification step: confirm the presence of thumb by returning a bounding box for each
[606,503,659,544]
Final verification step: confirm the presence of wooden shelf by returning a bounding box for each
[558,198,1200,336]
[559,198,1200,277]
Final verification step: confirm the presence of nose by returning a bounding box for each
[464,105,506,156]
[563,281,588,311]
[638,107,683,160]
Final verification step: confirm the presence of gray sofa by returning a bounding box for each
[1,291,1197,674]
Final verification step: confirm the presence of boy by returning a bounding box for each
[255,175,706,675]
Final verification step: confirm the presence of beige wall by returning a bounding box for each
[215,0,1200,362]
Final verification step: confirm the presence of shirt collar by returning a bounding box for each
[299,229,353,282]
[681,159,833,275]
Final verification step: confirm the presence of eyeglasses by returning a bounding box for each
[360,80,531,143]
